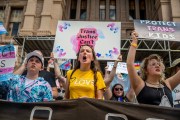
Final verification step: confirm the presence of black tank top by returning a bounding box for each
[137,83,173,106]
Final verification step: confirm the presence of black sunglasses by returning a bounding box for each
[114,88,123,91]
[58,89,65,93]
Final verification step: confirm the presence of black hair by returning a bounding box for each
[112,83,124,97]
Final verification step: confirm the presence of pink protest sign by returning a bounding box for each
[0,44,16,74]
[53,21,121,60]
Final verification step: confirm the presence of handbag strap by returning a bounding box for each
[161,85,174,107]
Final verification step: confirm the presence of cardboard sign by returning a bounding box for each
[0,44,15,75]
[134,20,180,41]
[53,21,121,60]
[107,62,140,74]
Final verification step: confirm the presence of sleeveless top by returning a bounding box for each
[137,83,173,106]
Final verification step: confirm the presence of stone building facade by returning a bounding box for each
[64,0,180,38]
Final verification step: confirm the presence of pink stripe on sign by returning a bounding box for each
[0,52,15,59]
[0,67,14,74]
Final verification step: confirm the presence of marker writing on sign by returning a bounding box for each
[1,46,13,57]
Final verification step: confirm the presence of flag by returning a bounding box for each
[134,62,140,71]
[0,22,7,35]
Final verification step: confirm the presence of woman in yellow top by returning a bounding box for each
[65,45,106,99]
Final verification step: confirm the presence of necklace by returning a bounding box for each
[145,81,163,89]
[145,81,160,86]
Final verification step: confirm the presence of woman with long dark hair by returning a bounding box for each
[110,83,129,102]
[65,45,106,99]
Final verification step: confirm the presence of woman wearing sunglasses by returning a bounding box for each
[104,55,135,102]
[110,83,129,102]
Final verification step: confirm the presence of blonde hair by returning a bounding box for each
[140,54,165,82]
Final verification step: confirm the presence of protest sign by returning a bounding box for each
[53,21,121,60]
[0,44,15,75]
[107,62,140,74]
[134,20,180,41]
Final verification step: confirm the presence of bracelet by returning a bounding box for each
[131,43,137,48]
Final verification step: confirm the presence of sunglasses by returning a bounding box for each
[58,89,65,93]
[114,88,123,91]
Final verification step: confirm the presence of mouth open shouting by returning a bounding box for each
[78,45,94,64]
[82,56,87,62]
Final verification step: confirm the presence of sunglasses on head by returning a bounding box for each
[114,88,123,91]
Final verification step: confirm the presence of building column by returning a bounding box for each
[37,0,53,36]
[106,0,110,20]
[86,0,91,20]
[170,0,180,22]
[76,0,81,20]
[116,0,121,21]
[4,3,11,29]
[50,0,65,34]
[91,0,97,20]
[135,0,140,19]
[121,0,127,21]
[20,0,37,36]
[159,0,171,21]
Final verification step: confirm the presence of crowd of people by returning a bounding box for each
[0,31,180,109]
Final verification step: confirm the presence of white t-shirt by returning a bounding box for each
[25,78,35,86]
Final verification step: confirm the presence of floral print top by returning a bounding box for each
[0,74,53,102]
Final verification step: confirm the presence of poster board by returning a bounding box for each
[134,20,180,41]
[107,62,140,74]
[53,21,121,60]
[0,44,15,75]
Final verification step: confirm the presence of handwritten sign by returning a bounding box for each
[107,62,140,74]
[53,21,121,60]
[134,20,180,41]
[0,44,15,75]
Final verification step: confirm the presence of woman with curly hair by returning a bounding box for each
[126,31,180,107]
[65,45,106,99]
